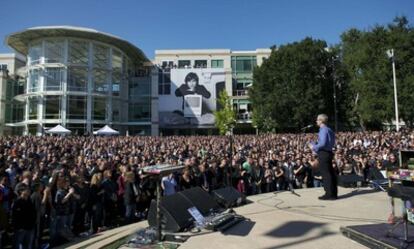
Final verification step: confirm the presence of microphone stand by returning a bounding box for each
[226,131,236,213]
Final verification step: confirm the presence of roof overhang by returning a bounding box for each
[5,26,149,65]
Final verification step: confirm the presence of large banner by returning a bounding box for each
[159,68,226,128]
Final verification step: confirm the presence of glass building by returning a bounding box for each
[5,26,156,135]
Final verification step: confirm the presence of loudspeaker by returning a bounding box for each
[338,175,364,188]
[179,187,219,215]
[147,193,194,232]
[212,187,244,208]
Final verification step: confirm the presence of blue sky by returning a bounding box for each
[1,0,413,59]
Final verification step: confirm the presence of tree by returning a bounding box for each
[388,17,414,128]
[341,16,414,129]
[214,90,236,135]
[250,38,340,132]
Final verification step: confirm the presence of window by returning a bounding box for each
[158,69,171,95]
[233,99,252,120]
[28,97,39,120]
[112,50,123,96]
[128,126,150,135]
[93,44,109,69]
[112,49,123,71]
[44,40,64,63]
[67,67,88,92]
[44,96,61,119]
[112,71,121,96]
[28,125,38,135]
[28,69,40,92]
[128,99,151,122]
[235,78,252,89]
[93,97,106,120]
[164,72,171,83]
[0,64,7,71]
[5,102,24,123]
[28,42,42,65]
[178,60,191,68]
[129,78,150,97]
[162,61,174,69]
[67,96,87,119]
[243,59,253,71]
[66,124,86,136]
[112,82,120,96]
[112,99,120,122]
[211,59,224,68]
[44,68,63,91]
[126,59,132,76]
[194,60,207,68]
[6,78,25,99]
[93,69,109,93]
[231,56,257,72]
[68,40,88,66]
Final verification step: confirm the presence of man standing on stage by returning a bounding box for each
[309,114,337,200]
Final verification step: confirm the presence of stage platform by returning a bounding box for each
[341,223,414,249]
[63,187,398,249]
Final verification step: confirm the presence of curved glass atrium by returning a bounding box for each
[10,37,152,135]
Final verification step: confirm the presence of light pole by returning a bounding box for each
[386,49,400,132]
[332,56,339,132]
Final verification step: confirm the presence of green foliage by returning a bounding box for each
[341,16,414,129]
[214,90,236,135]
[251,16,414,131]
[251,38,338,132]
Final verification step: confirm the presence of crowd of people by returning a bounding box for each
[0,129,413,248]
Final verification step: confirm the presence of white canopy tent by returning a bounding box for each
[93,125,120,135]
[45,125,72,135]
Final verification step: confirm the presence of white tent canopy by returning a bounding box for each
[93,125,120,135]
[45,125,72,135]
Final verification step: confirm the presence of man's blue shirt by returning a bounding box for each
[311,125,335,153]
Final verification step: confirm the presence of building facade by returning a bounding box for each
[154,49,271,135]
[2,26,271,136]
[0,53,26,135]
[5,26,156,135]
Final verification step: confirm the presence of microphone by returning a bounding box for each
[301,124,313,130]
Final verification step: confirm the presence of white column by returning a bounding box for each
[41,40,46,64]
[36,123,42,136]
[39,67,44,92]
[61,95,67,126]
[24,96,29,123]
[38,95,43,121]
[23,124,28,135]
[37,40,45,135]
[38,95,44,136]
[61,39,69,126]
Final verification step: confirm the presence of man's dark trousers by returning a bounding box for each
[318,151,337,198]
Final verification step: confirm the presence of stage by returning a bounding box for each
[63,187,397,249]
[178,187,389,249]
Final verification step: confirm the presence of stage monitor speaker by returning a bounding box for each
[178,187,220,215]
[338,175,364,188]
[212,186,244,208]
[147,193,194,232]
